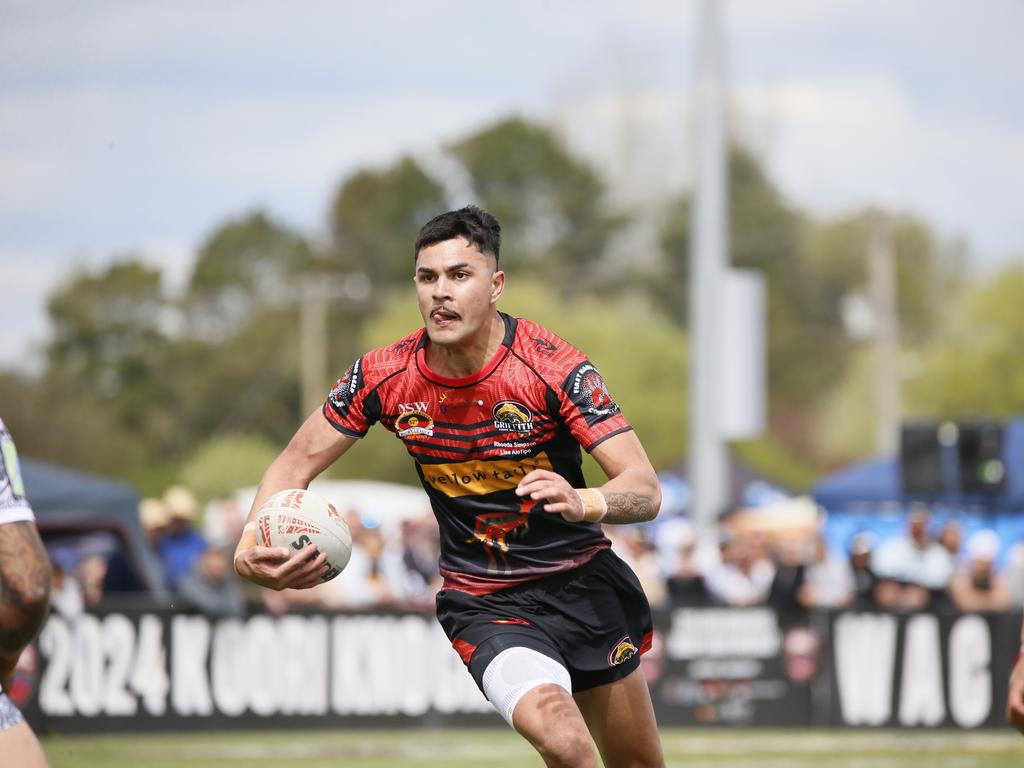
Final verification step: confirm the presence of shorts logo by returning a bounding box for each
[491,617,531,626]
[608,635,638,666]
[396,410,434,438]
[492,401,534,433]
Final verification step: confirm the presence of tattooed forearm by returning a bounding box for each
[602,492,657,524]
[0,522,52,661]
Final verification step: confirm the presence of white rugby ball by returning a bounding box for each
[255,488,352,582]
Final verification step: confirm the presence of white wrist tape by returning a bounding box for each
[234,522,257,567]
[574,488,608,523]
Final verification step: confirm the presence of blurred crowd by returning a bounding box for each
[45,486,1024,619]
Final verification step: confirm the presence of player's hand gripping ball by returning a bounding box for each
[254,489,352,582]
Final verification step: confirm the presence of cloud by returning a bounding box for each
[737,76,1024,260]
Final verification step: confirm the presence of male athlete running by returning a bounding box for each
[0,418,51,768]
[235,206,664,767]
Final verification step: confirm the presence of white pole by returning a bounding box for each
[868,213,901,455]
[689,0,729,534]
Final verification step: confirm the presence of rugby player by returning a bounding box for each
[0,418,51,768]
[235,206,665,767]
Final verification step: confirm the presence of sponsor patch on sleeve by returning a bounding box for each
[562,361,620,426]
[327,357,363,417]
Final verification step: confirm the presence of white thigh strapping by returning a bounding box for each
[481,646,572,727]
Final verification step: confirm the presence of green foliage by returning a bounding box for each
[185,211,315,340]
[179,434,280,505]
[731,438,820,493]
[328,156,447,289]
[905,265,1024,418]
[451,117,622,290]
[805,211,965,346]
[46,258,167,398]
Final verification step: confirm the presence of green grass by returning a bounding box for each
[42,728,1024,768]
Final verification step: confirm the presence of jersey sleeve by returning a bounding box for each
[0,420,35,525]
[555,359,632,451]
[322,356,381,438]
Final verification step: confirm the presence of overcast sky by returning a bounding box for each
[2,1,1022,371]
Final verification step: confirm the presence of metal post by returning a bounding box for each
[868,213,901,455]
[689,0,730,534]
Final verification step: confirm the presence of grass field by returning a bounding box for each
[42,728,1024,768]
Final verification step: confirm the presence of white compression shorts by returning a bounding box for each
[481,645,572,727]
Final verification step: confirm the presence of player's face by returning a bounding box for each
[414,238,504,349]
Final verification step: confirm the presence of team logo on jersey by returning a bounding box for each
[399,401,430,414]
[533,337,557,355]
[393,338,415,355]
[492,401,534,433]
[563,362,619,425]
[396,410,434,438]
[608,635,639,666]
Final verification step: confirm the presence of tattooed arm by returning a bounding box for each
[0,521,51,688]
[590,431,661,524]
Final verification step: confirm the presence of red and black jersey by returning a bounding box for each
[323,312,632,595]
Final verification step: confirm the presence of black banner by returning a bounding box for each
[15,604,1020,732]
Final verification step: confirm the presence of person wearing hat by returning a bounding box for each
[949,529,1012,613]
[158,485,208,591]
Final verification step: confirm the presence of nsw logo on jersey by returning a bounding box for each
[492,400,534,434]
[396,410,434,438]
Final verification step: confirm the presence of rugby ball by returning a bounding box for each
[254,488,352,582]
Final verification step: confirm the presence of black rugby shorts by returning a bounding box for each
[436,548,653,693]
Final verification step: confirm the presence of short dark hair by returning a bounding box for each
[414,205,501,264]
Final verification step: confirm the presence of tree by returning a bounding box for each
[450,117,622,289]
[327,157,447,290]
[46,259,169,429]
[184,211,316,340]
[180,434,280,505]
[905,265,1024,418]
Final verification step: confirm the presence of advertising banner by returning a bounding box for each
[15,604,1020,732]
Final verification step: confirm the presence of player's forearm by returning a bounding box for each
[598,468,661,525]
[0,523,51,666]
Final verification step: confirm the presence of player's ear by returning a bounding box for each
[490,270,505,304]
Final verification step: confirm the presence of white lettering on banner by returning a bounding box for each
[246,616,279,716]
[282,616,328,715]
[171,615,212,715]
[834,613,896,725]
[899,615,945,726]
[132,615,169,715]
[69,614,102,717]
[949,616,991,728]
[398,616,431,716]
[330,615,490,716]
[666,609,781,659]
[37,614,169,718]
[211,619,247,716]
[102,614,137,716]
[38,616,74,716]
